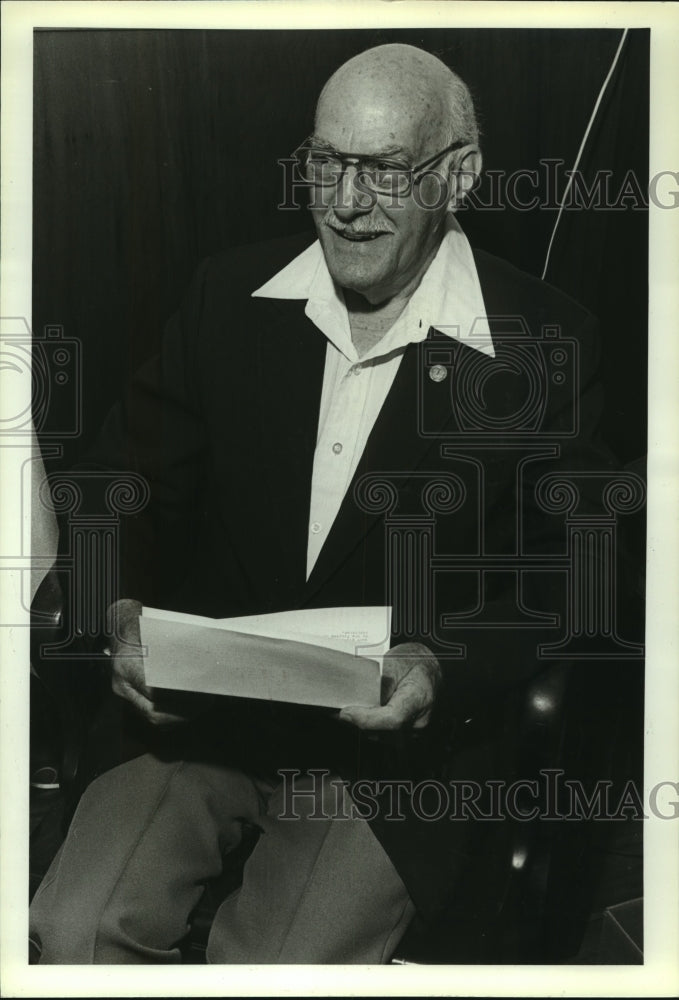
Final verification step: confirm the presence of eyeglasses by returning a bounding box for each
[292,138,468,196]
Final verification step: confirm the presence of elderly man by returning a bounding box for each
[29,43,607,963]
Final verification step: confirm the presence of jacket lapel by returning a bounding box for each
[304,329,474,601]
[255,297,326,599]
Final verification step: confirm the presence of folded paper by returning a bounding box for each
[140,605,391,709]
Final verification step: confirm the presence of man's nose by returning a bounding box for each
[330,164,377,220]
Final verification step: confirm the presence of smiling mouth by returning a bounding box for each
[330,228,387,242]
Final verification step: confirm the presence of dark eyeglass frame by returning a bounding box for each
[292,137,469,194]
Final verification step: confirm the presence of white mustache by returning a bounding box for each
[322,209,393,237]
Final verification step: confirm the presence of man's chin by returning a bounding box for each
[332,270,391,302]
[322,252,392,299]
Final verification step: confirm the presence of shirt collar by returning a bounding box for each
[252,215,495,361]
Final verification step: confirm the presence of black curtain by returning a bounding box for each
[33,28,648,468]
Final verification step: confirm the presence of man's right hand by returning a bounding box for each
[106,598,207,727]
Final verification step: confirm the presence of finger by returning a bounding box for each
[339,705,432,731]
[113,678,190,727]
[146,709,194,728]
[112,676,154,716]
[112,657,157,710]
[340,670,434,730]
[339,703,406,730]
[112,652,154,700]
[340,690,426,730]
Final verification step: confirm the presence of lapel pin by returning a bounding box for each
[428,364,447,383]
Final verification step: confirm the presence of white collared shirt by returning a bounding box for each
[252,215,495,579]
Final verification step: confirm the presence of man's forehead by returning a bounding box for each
[314,90,438,159]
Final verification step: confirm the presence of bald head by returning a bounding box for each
[315,43,478,151]
[309,44,482,307]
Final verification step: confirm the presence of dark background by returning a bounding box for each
[33,28,649,467]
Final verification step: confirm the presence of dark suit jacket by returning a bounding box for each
[87,231,614,918]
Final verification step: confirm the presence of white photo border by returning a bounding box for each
[2,2,678,996]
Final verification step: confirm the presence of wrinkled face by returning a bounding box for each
[311,83,453,306]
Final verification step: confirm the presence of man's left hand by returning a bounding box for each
[339,642,442,731]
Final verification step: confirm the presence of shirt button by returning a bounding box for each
[332,442,343,455]
[310,522,322,534]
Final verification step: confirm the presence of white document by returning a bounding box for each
[140,605,391,709]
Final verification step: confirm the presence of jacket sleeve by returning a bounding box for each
[73,258,212,611]
[425,312,621,722]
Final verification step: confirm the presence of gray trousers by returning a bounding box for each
[29,754,415,963]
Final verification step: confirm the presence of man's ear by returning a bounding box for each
[448,146,482,210]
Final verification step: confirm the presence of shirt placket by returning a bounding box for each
[307,359,370,575]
